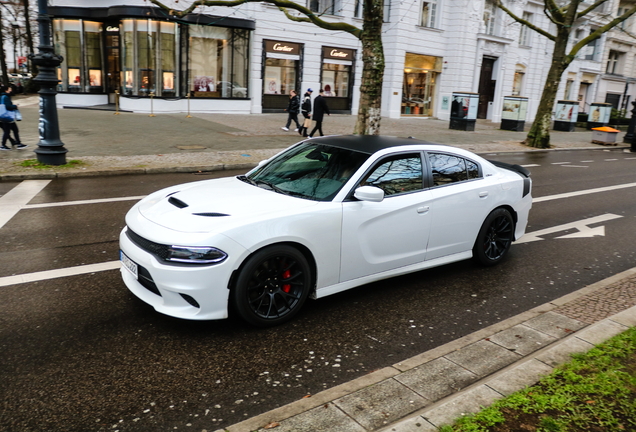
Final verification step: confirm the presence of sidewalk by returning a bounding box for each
[221,268,636,432]
[0,95,630,180]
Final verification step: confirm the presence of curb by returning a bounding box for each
[217,267,636,432]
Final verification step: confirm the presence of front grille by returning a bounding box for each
[126,229,170,261]
[138,265,161,297]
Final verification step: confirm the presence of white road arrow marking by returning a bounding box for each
[515,213,623,244]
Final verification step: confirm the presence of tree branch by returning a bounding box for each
[570,4,636,58]
[545,0,565,22]
[496,1,556,41]
[578,0,609,18]
[149,0,362,38]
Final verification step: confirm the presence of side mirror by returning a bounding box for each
[257,159,268,167]
[354,186,385,202]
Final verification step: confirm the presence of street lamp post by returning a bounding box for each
[28,0,67,165]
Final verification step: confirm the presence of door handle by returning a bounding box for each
[479,191,489,198]
[417,206,430,214]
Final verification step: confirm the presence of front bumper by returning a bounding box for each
[119,227,247,320]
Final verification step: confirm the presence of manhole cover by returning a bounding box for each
[177,145,206,150]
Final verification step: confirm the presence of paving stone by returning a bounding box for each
[395,357,478,402]
[575,320,629,345]
[381,415,438,432]
[535,337,594,367]
[486,359,554,396]
[256,402,365,432]
[488,324,557,356]
[422,385,503,428]
[523,311,587,338]
[334,379,428,431]
[444,340,521,377]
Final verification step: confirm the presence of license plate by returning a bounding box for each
[120,250,138,280]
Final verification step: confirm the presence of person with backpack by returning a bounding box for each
[281,89,301,132]
[298,88,313,137]
[0,85,26,151]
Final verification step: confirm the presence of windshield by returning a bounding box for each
[246,142,370,201]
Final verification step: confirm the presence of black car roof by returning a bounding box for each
[306,135,442,155]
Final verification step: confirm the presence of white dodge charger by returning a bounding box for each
[120,136,532,326]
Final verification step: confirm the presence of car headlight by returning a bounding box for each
[166,246,228,264]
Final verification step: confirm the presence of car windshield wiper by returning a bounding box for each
[237,175,257,186]
[239,175,306,198]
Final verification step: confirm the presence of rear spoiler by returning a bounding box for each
[488,160,532,197]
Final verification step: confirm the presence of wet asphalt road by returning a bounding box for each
[2,148,636,431]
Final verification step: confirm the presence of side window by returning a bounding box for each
[429,153,480,186]
[361,153,422,196]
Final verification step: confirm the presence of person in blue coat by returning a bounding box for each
[0,85,26,150]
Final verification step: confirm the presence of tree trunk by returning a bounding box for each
[0,10,9,86]
[23,0,36,74]
[354,0,384,135]
[525,15,574,148]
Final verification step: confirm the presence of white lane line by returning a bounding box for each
[534,181,636,203]
[561,165,588,168]
[521,164,540,167]
[551,162,571,165]
[625,157,636,160]
[605,159,619,161]
[0,261,121,288]
[24,196,146,209]
[581,160,594,163]
[0,180,51,229]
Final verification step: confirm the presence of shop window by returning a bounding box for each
[322,63,350,98]
[512,64,525,96]
[53,19,104,93]
[229,29,250,98]
[564,79,573,100]
[519,12,531,46]
[402,53,442,117]
[264,58,296,96]
[421,0,437,28]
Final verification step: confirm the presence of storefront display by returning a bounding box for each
[54,19,104,93]
[402,53,442,117]
[501,96,528,131]
[262,40,302,111]
[554,100,579,132]
[321,47,355,112]
[587,102,612,129]
[449,92,479,131]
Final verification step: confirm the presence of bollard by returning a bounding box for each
[149,92,156,117]
[114,90,121,115]
[186,91,192,118]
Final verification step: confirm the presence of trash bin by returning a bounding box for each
[591,126,620,145]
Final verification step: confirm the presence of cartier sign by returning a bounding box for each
[106,26,119,32]
[323,47,354,61]
[265,40,300,55]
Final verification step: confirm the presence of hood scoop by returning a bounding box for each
[192,212,230,217]
[168,196,189,209]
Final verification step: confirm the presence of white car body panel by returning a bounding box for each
[119,137,532,322]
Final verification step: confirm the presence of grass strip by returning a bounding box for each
[17,159,85,169]
[440,326,636,432]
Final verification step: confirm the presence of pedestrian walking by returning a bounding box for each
[308,89,330,138]
[0,85,26,151]
[298,88,313,137]
[281,90,301,132]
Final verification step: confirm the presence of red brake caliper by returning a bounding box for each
[282,269,291,293]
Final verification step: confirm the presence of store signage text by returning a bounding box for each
[323,47,354,61]
[265,40,300,55]
[330,50,349,59]
[106,26,119,32]
[273,43,294,52]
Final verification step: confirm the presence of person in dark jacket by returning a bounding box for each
[0,85,25,150]
[281,89,301,131]
[308,89,330,138]
[298,88,313,137]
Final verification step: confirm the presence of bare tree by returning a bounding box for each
[497,0,636,148]
[149,0,385,135]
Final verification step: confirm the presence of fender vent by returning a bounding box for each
[168,196,188,209]
[193,212,230,217]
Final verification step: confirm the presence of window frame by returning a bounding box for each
[519,11,532,46]
[420,0,438,28]
[606,50,623,74]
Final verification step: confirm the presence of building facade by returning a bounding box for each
[46,0,624,122]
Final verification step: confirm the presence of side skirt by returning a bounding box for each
[313,251,473,299]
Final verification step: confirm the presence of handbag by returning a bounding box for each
[14,109,21,121]
[303,117,312,128]
[0,104,12,122]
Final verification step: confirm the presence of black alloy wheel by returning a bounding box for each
[473,208,514,266]
[233,245,312,327]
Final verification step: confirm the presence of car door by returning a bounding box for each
[425,151,499,260]
[340,152,433,283]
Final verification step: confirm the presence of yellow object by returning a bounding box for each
[591,127,620,133]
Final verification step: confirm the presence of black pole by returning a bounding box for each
[627,101,636,146]
[28,0,67,165]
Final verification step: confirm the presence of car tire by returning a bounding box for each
[232,245,312,327]
[473,208,514,266]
